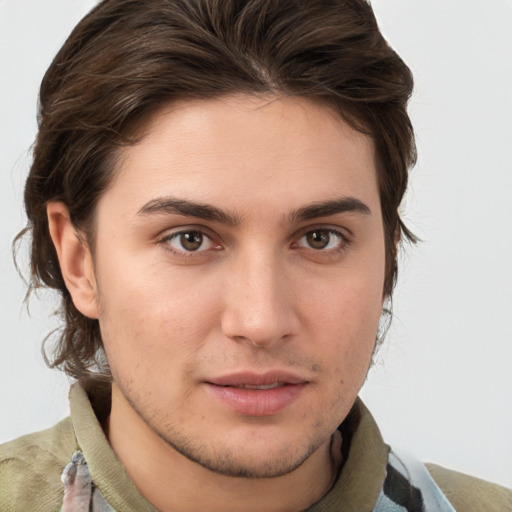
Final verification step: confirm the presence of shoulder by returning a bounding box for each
[426,463,512,512]
[0,417,75,511]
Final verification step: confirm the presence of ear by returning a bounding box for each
[47,202,99,319]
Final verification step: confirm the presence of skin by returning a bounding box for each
[48,94,386,512]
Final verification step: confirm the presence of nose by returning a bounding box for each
[220,249,300,348]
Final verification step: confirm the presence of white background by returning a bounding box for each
[1,0,511,488]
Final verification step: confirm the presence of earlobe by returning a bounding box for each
[47,202,99,319]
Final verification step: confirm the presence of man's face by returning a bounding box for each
[90,94,385,477]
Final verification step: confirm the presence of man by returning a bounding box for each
[1,0,510,510]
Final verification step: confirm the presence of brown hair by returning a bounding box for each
[20,0,416,380]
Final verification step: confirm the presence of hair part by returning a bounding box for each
[19,0,416,381]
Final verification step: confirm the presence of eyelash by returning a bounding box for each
[159,226,350,258]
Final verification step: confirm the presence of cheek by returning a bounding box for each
[95,255,222,371]
[302,272,383,372]
[305,267,384,331]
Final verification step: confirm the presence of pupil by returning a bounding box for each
[181,231,203,251]
[307,230,329,249]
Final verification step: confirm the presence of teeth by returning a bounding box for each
[237,382,284,390]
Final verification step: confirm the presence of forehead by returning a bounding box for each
[102,94,379,219]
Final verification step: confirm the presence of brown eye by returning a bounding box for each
[165,230,216,253]
[179,231,204,251]
[296,229,345,251]
[306,230,330,249]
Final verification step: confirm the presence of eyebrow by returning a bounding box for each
[138,197,241,225]
[137,195,371,225]
[289,197,371,223]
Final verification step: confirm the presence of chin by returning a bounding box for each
[163,433,318,478]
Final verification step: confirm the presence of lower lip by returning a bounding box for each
[204,383,306,416]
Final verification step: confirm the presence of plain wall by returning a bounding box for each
[1,0,511,487]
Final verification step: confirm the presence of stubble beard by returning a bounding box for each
[117,381,329,479]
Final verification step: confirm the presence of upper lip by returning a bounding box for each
[206,371,309,387]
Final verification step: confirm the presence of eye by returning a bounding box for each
[164,230,216,253]
[296,229,345,251]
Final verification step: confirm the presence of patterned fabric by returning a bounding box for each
[59,448,455,511]
[60,451,114,512]
[374,451,456,512]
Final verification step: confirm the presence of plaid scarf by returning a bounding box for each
[374,450,455,511]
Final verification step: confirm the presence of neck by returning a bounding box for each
[107,383,337,512]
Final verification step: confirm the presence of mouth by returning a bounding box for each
[204,371,309,416]
[223,382,288,390]
[206,370,308,387]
